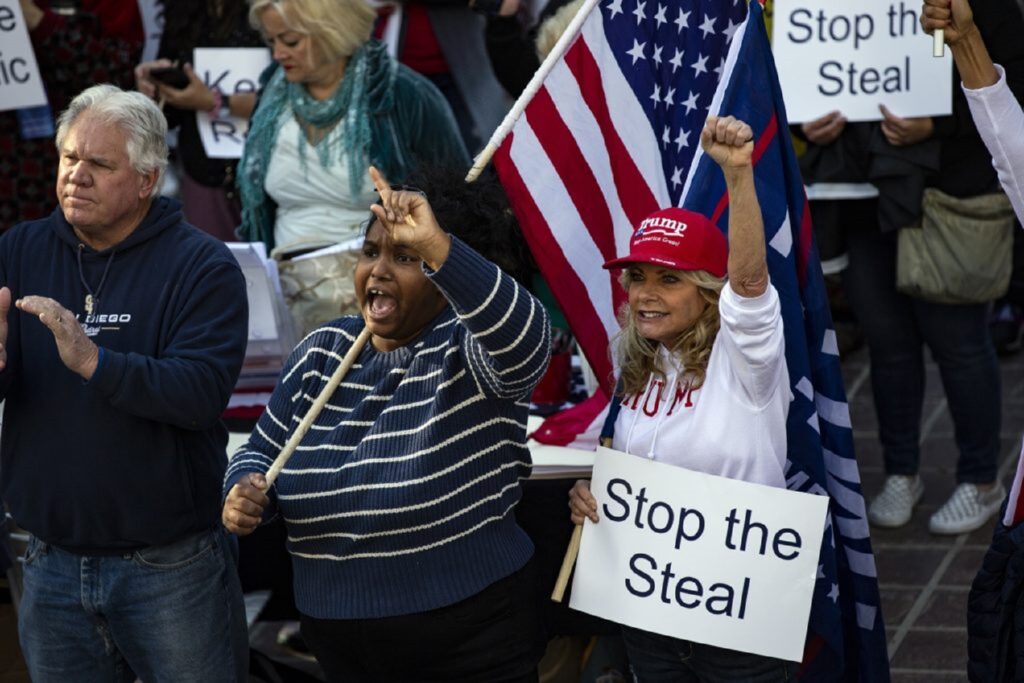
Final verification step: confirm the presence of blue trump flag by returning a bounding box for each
[682,3,890,679]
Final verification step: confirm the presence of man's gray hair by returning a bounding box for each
[55,84,169,197]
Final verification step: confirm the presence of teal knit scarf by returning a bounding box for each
[238,41,395,248]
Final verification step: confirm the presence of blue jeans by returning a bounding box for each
[18,528,248,683]
[843,227,1000,483]
[621,626,795,682]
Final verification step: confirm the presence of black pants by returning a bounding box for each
[842,226,1000,482]
[300,560,544,682]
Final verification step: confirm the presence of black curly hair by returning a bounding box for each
[367,164,537,287]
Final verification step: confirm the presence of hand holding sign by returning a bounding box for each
[879,103,934,146]
[800,110,847,145]
[569,479,599,524]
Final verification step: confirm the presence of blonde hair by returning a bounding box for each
[612,269,724,396]
[535,0,584,60]
[249,0,376,64]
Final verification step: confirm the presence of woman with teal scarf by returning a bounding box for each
[239,0,468,332]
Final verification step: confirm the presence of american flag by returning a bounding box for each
[493,0,890,678]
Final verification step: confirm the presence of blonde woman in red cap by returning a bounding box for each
[568,115,794,681]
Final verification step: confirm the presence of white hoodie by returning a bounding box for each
[612,282,792,488]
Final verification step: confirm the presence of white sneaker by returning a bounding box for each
[868,475,924,528]
[928,482,1007,535]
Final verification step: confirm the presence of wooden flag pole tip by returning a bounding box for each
[466,143,498,183]
[551,524,584,602]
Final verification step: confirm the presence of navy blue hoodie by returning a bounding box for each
[0,198,248,553]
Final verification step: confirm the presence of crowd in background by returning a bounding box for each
[5,0,1024,680]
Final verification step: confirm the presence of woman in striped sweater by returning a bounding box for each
[222,166,550,681]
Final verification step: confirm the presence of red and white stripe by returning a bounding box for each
[494,7,671,398]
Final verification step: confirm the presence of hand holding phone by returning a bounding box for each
[148,66,190,90]
[142,62,217,112]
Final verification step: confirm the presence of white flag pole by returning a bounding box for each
[465,0,602,182]
[264,326,372,487]
[933,29,945,57]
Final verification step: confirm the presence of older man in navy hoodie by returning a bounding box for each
[0,84,250,682]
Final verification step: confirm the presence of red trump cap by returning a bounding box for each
[602,207,728,277]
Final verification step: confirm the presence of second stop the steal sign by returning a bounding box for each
[772,0,952,122]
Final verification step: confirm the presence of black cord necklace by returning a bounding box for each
[77,244,116,316]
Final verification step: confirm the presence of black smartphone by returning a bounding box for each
[469,0,504,16]
[149,66,189,89]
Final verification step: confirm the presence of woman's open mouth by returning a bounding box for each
[366,287,398,321]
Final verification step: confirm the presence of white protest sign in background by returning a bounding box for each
[772,0,952,122]
[137,0,165,64]
[570,448,829,662]
[194,47,271,159]
[0,0,47,112]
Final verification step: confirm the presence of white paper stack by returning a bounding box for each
[227,242,297,391]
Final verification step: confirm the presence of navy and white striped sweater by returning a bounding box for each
[225,237,551,619]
